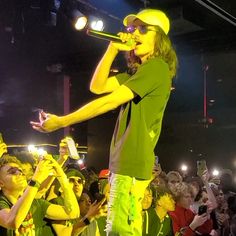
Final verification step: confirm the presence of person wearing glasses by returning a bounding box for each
[0,154,79,235]
[31,8,178,235]
[51,168,106,236]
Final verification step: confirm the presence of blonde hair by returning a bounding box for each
[171,182,195,202]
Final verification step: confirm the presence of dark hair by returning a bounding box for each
[126,25,178,79]
[14,151,36,168]
[228,195,236,214]
[154,185,173,202]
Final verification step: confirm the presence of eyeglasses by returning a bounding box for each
[69,177,85,185]
[7,167,23,175]
[126,25,157,34]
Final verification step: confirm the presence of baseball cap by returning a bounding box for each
[66,168,85,181]
[123,9,170,35]
[99,169,110,179]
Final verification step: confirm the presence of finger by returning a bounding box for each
[30,121,47,132]
[92,200,97,206]
[39,111,46,123]
[31,125,44,132]
[30,121,40,126]
[40,111,48,119]
[97,198,106,207]
[31,125,46,133]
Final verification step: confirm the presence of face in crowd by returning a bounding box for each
[0,162,27,192]
[178,192,194,209]
[78,192,92,217]
[59,139,69,158]
[142,188,153,210]
[156,193,175,212]
[68,176,85,199]
[167,177,182,193]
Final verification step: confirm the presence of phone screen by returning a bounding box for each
[66,137,79,160]
[198,205,207,215]
[197,160,207,176]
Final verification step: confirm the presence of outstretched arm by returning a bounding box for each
[31,84,134,133]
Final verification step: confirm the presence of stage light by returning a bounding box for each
[90,19,104,31]
[212,169,219,176]
[72,10,88,30]
[77,158,86,170]
[181,164,188,172]
[38,148,47,156]
[77,159,83,165]
[28,144,37,153]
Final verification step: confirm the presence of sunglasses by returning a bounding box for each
[7,167,23,175]
[69,177,85,185]
[126,25,157,34]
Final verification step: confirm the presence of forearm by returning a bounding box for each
[72,217,91,236]
[7,186,39,228]
[61,94,118,127]
[90,44,118,94]
[204,182,218,209]
[36,176,55,199]
[57,176,80,218]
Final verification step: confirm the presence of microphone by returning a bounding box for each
[86,29,122,42]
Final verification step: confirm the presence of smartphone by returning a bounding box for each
[198,205,207,215]
[66,137,80,160]
[197,160,207,176]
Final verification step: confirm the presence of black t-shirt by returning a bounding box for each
[110,58,171,179]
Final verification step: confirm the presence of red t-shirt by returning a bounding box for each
[169,205,213,236]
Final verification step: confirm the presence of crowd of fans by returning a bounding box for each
[0,136,236,236]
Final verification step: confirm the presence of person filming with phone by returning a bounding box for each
[0,153,79,235]
[169,182,213,236]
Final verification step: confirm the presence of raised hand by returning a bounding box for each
[86,198,107,220]
[30,110,63,133]
[190,213,208,230]
[201,169,210,183]
[110,32,137,52]
[0,142,7,158]
[32,158,55,184]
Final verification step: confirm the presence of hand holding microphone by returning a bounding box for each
[86,29,137,51]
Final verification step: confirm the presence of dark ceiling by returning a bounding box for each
[0,0,236,173]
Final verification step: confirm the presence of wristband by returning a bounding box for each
[28,179,41,189]
[83,217,90,225]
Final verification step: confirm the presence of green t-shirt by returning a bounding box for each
[0,194,54,236]
[110,58,171,179]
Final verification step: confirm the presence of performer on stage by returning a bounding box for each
[31,8,178,235]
